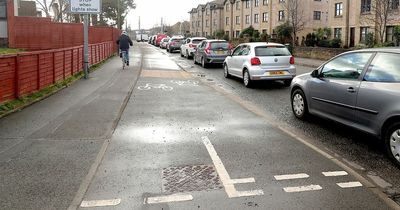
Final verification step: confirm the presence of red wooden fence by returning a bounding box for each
[0,42,115,103]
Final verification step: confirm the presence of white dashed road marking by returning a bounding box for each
[283,185,323,193]
[145,194,193,204]
[80,199,121,208]
[202,136,264,198]
[274,173,309,181]
[337,182,363,188]
[229,178,256,184]
[322,171,348,177]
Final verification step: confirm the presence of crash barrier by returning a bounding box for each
[0,42,115,103]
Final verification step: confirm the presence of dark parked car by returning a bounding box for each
[167,36,184,53]
[290,48,400,166]
[193,40,231,68]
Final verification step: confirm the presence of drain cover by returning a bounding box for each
[162,165,223,193]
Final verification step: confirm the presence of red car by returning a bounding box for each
[155,34,167,47]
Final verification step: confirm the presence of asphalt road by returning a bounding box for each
[164,46,400,203]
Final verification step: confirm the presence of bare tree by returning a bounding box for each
[284,0,305,46]
[35,0,56,17]
[363,0,399,43]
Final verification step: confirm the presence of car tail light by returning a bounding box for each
[251,57,261,66]
[290,56,295,65]
[205,43,211,54]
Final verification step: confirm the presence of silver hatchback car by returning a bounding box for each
[224,42,296,87]
[290,48,400,166]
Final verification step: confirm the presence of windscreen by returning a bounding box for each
[255,46,291,56]
[193,39,205,44]
[172,38,184,42]
[210,42,229,50]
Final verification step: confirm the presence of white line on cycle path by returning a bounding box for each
[202,136,264,198]
[145,194,194,204]
[274,173,310,181]
[80,199,121,208]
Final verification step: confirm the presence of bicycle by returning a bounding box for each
[121,50,128,69]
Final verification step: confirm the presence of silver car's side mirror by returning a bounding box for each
[311,69,320,78]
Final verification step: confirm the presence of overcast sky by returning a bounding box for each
[126,0,210,30]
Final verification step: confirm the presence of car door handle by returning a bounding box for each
[347,87,356,93]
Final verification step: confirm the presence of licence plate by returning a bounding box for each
[215,51,225,55]
[270,71,285,75]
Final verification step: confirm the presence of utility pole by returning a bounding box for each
[161,18,163,34]
[117,0,121,29]
[139,16,141,40]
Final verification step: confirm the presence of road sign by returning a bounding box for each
[69,0,102,14]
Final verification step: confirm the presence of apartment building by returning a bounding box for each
[221,0,329,40]
[329,0,400,47]
[189,4,205,37]
[189,0,225,37]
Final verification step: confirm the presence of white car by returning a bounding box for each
[180,37,207,59]
[224,42,296,88]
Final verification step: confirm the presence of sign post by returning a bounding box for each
[68,0,102,79]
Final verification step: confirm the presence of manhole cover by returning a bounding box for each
[162,165,223,193]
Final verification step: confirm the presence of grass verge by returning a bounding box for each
[0,48,24,55]
[0,55,114,118]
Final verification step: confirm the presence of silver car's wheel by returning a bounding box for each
[202,57,207,68]
[243,70,252,88]
[386,123,400,166]
[291,89,308,119]
[224,64,230,78]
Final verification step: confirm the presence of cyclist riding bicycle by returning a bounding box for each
[116,31,133,66]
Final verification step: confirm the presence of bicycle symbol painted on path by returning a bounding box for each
[170,80,199,86]
[138,83,174,91]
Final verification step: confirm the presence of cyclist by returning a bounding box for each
[116,31,133,66]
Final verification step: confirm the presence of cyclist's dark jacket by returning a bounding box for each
[116,34,133,50]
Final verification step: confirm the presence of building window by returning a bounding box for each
[334,28,342,39]
[255,0,259,7]
[246,0,250,8]
[360,27,369,43]
[313,11,321,20]
[263,0,269,5]
[226,3,230,11]
[236,0,240,10]
[246,15,250,24]
[361,0,371,13]
[236,30,240,38]
[226,17,230,25]
[279,0,285,3]
[213,19,217,26]
[206,20,209,27]
[262,12,269,22]
[390,0,400,9]
[206,9,209,15]
[335,3,343,16]
[278,10,285,21]
[262,29,267,34]
[386,26,394,42]
[0,1,6,19]
[254,14,259,23]
[236,16,240,25]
